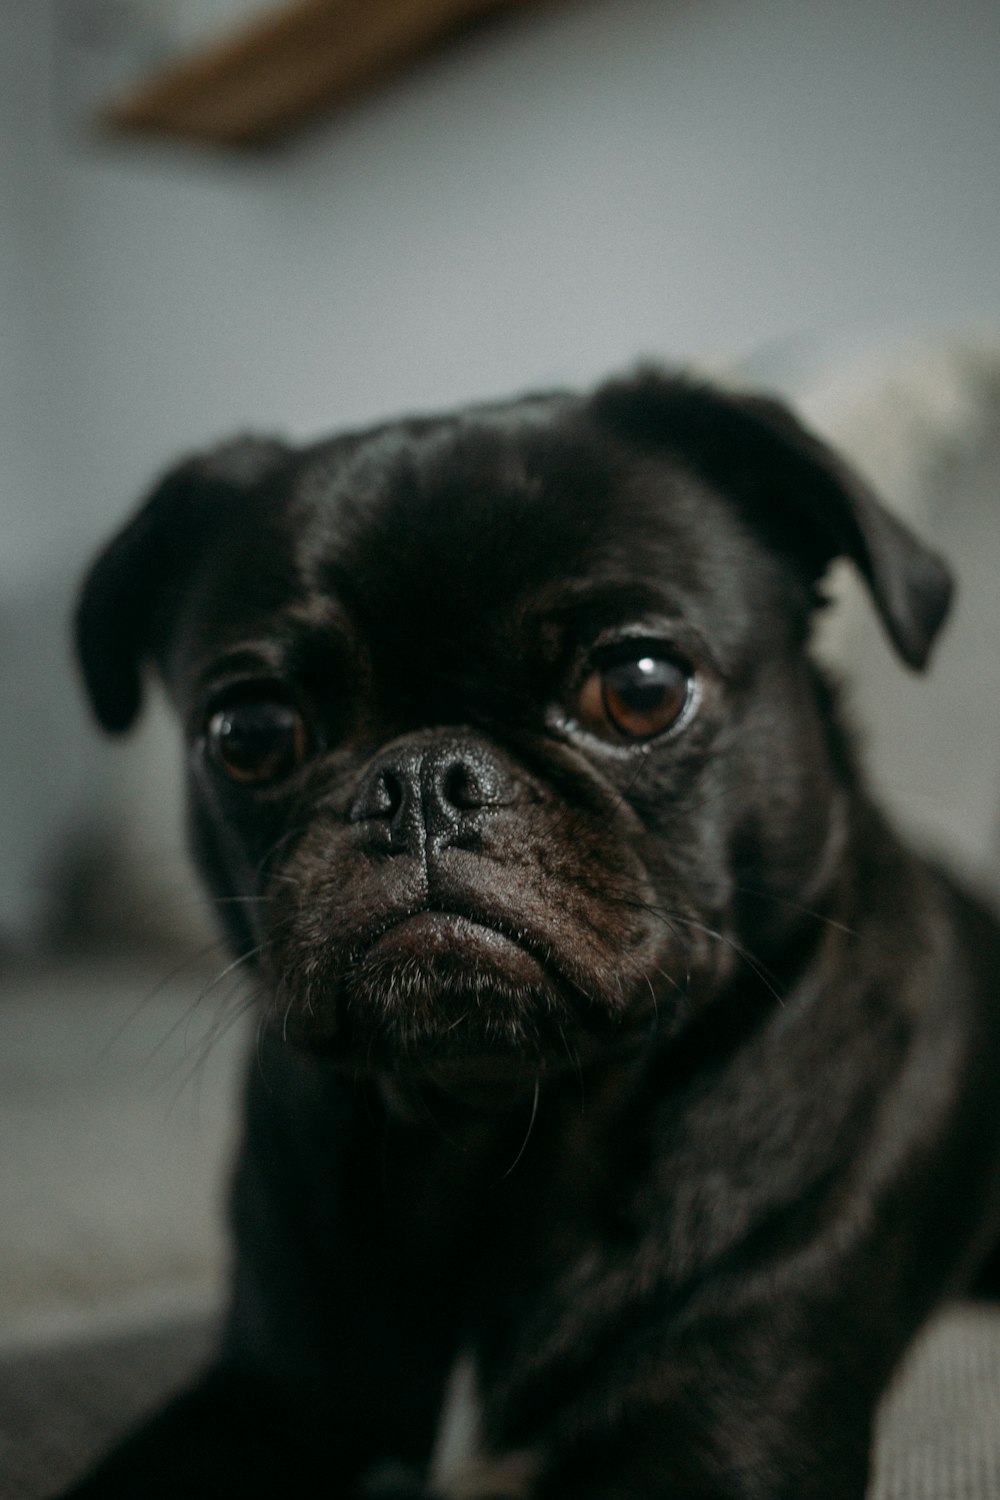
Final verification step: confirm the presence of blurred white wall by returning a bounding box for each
[2,0,999,942]
[11,0,1000,518]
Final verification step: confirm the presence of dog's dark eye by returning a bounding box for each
[207,698,309,785]
[577,652,693,741]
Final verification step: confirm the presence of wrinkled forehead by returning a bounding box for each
[286,416,743,648]
[178,408,781,688]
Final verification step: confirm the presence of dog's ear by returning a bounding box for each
[591,371,953,670]
[76,436,290,733]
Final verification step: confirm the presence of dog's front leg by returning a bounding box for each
[524,1403,871,1500]
[500,1381,873,1500]
[473,1306,878,1500]
[56,1056,450,1499]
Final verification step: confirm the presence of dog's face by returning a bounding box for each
[77,373,951,1082]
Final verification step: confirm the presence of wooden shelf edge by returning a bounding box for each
[102,0,527,147]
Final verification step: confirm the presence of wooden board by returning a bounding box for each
[104,0,529,147]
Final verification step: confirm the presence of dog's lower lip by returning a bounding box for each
[363,910,551,981]
[372,910,527,954]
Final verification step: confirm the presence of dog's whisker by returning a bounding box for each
[97,934,237,1057]
[161,948,262,1068]
[666,914,787,1007]
[252,821,319,889]
[281,987,296,1044]
[129,945,264,1071]
[599,885,786,1005]
[165,987,262,1112]
[730,882,859,937]
[497,1077,542,1182]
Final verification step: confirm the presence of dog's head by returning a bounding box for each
[77,372,951,1081]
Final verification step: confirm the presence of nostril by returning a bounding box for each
[431,748,508,818]
[351,765,405,823]
[377,769,405,819]
[441,759,483,811]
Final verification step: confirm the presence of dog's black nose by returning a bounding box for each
[349,737,515,855]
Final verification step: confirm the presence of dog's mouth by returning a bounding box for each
[330,900,591,1063]
[256,786,707,1070]
[359,908,557,984]
[261,866,661,1068]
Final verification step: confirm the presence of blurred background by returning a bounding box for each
[1,0,999,1486]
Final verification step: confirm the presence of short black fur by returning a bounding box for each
[64,372,1000,1500]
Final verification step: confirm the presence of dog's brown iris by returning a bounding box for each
[578,653,692,740]
[208,698,309,784]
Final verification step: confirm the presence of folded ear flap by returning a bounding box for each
[76,436,289,734]
[591,372,953,670]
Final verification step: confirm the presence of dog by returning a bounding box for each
[66,369,1000,1499]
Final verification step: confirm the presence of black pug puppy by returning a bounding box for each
[68,371,1000,1500]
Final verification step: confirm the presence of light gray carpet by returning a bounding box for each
[0,1302,998,1499]
[872,1302,1000,1500]
[0,1314,215,1498]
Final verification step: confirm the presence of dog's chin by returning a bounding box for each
[264,910,625,1073]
